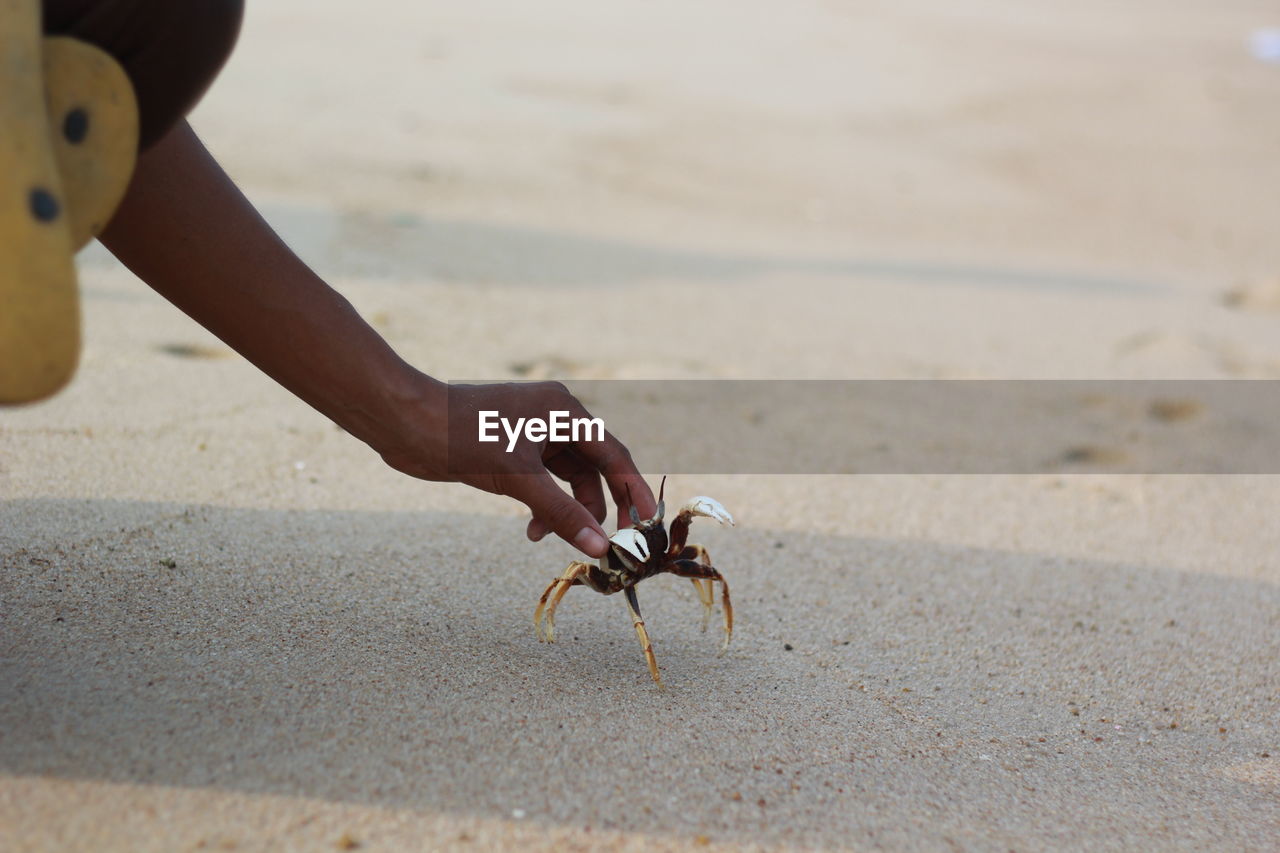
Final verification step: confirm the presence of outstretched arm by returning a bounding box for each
[99,121,655,555]
[101,121,426,456]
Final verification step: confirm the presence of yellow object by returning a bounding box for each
[0,0,138,405]
[0,0,80,404]
[42,36,138,251]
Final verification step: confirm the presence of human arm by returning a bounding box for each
[99,121,655,555]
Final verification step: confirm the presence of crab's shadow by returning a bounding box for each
[2,498,1277,847]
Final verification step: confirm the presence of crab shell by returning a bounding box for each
[607,496,734,565]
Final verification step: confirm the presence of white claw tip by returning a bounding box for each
[609,527,649,562]
[683,496,735,527]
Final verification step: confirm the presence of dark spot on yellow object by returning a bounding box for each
[64,107,89,144]
[29,188,60,222]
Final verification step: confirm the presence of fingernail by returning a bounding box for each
[573,526,608,556]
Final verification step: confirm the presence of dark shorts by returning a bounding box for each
[41,0,244,151]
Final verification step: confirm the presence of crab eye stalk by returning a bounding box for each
[651,475,667,523]
[626,483,642,526]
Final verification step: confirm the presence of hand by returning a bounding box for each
[377,378,657,558]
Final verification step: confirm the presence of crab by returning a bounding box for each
[533,477,734,687]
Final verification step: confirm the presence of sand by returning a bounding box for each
[4,0,1280,849]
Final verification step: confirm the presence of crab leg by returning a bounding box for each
[674,544,716,631]
[623,586,662,688]
[677,544,712,563]
[670,559,733,655]
[534,561,590,643]
[690,578,714,632]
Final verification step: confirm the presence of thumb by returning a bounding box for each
[505,473,610,557]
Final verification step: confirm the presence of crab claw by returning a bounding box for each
[681,496,735,527]
[609,528,650,562]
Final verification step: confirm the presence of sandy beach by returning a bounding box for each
[4,0,1280,849]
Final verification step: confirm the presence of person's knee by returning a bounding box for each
[188,0,245,75]
[43,0,245,150]
[130,0,244,149]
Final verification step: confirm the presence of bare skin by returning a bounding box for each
[99,121,655,556]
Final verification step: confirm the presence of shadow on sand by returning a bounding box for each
[1,498,1274,848]
[82,206,1164,296]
